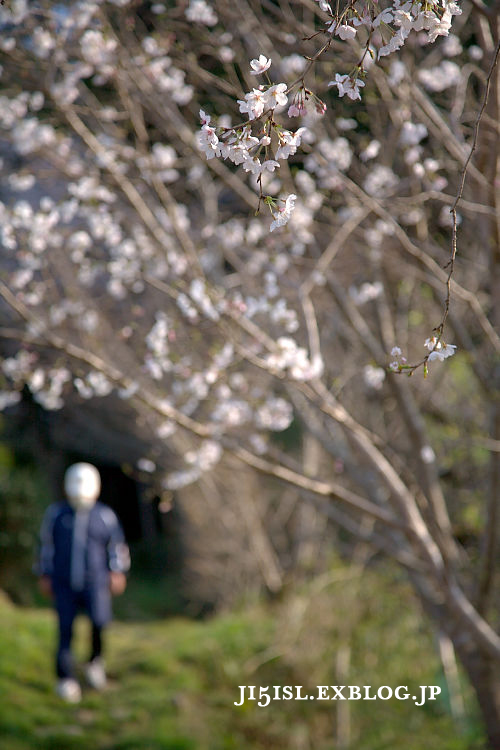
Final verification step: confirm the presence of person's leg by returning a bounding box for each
[85,622,107,689]
[85,586,108,689]
[54,588,81,702]
[90,622,104,662]
[55,592,77,680]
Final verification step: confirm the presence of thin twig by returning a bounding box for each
[445,40,500,332]
[396,41,500,376]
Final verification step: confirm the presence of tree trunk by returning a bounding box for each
[456,644,500,749]
[411,571,500,748]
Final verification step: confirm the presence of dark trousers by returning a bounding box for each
[55,588,105,679]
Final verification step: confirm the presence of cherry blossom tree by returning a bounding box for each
[0,0,499,744]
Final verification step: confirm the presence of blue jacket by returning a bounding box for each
[39,501,130,592]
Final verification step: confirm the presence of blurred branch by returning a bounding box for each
[232,444,411,532]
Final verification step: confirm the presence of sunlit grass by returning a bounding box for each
[0,564,484,750]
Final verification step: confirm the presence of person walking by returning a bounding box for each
[37,462,130,702]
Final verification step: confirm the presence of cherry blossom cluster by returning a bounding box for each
[317,0,462,53]
[198,56,307,232]
[162,440,222,490]
[389,338,457,374]
[265,337,324,382]
[316,1,462,102]
[198,2,462,233]
[424,336,457,362]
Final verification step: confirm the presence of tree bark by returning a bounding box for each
[409,570,500,749]
[456,645,500,750]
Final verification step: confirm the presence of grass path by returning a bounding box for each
[0,571,484,750]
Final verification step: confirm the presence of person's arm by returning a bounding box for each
[36,504,58,598]
[101,507,130,595]
[38,575,53,598]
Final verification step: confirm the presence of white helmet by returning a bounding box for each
[64,463,101,511]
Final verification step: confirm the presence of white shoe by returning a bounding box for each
[56,678,82,703]
[85,658,106,690]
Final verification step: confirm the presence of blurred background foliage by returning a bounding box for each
[0,422,50,605]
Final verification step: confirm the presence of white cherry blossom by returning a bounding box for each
[237,88,268,120]
[328,74,365,101]
[364,365,386,390]
[265,83,288,109]
[269,194,296,232]
[250,55,272,75]
[243,158,280,176]
[185,0,217,26]
[198,122,220,159]
[424,337,457,362]
[332,24,357,40]
[275,128,306,160]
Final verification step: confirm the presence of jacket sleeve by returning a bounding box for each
[100,506,130,574]
[36,504,58,577]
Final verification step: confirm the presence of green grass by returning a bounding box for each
[0,565,485,750]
